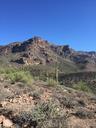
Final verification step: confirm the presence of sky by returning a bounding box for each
[0,0,96,51]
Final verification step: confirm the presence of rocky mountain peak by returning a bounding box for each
[0,36,96,72]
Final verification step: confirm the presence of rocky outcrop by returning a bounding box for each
[0,115,13,127]
[1,36,96,72]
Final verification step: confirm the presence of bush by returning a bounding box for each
[8,71,33,85]
[73,81,92,93]
[46,78,57,87]
[31,101,60,120]
[74,109,95,119]
[0,68,33,85]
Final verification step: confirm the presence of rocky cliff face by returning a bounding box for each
[0,37,55,66]
[51,44,96,71]
[0,36,96,72]
[51,44,96,64]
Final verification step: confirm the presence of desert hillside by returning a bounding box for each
[0,78,96,128]
[0,68,95,128]
[1,36,96,72]
[0,38,96,128]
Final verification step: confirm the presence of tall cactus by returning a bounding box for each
[55,55,59,85]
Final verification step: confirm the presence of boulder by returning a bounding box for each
[3,118,13,127]
[0,115,4,124]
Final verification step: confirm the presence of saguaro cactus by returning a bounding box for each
[55,55,59,85]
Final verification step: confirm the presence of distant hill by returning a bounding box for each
[0,36,96,73]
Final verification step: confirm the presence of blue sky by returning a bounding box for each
[0,0,96,51]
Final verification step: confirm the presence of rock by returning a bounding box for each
[1,101,7,107]
[9,99,13,103]
[13,99,18,103]
[0,77,4,82]
[3,118,13,127]
[0,115,4,124]
[0,124,2,128]
[0,104,3,108]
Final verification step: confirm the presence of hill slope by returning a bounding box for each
[0,77,96,128]
[0,36,96,73]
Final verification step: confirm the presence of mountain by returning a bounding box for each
[0,37,96,128]
[0,36,96,73]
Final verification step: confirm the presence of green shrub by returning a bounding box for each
[73,81,92,93]
[7,70,33,85]
[46,78,57,87]
[0,68,17,74]
[31,101,60,120]
[0,68,33,85]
